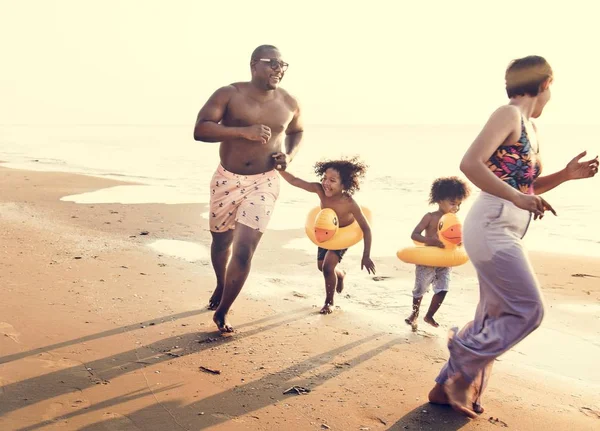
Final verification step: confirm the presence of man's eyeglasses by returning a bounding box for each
[256,58,289,72]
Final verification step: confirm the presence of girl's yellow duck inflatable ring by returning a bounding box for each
[305,206,373,250]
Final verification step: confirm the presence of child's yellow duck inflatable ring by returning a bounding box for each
[396,212,469,267]
[305,206,372,250]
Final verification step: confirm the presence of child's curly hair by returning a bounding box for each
[314,156,368,195]
[429,176,471,204]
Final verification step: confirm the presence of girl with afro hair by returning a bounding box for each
[277,154,376,314]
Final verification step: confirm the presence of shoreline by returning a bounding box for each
[3,158,600,261]
[0,166,599,430]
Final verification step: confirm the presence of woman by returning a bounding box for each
[427,55,599,418]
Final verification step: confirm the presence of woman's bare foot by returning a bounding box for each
[207,287,222,310]
[320,303,334,314]
[428,383,449,404]
[335,270,346,293]
[428,383,484,413]
[213,312,233,333]
[444,374,478,419]
[472,402,484,414]
[424,315,440,327]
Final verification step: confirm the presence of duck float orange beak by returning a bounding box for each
[438,213,463,249]
[313,208,339,243]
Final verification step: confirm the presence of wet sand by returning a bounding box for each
[0,166,599,430]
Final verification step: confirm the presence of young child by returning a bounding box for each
[275,154,376,314]
[405,176,470,329]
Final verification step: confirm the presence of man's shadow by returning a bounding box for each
[17,326,403,430]
[0,309,210,366]
[0,307,312,419]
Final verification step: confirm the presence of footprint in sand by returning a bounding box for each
[0,322,20,343]
[92,412,143,431]
[25,354,82,370]
[69,387,92,409]
[37,389,92,426]
[42,402,66,422]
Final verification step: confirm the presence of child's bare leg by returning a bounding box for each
[407,266,431,327]
[424,291,447,327]
[335,268,346,293]
[320,252,340,314]
[405,296,422,325]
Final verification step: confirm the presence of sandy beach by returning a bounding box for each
[1,166,599,431]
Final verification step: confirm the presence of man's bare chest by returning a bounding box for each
[225,97,293,134]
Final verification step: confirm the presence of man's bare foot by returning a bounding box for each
[335,270,346,293]
[207,288,222,310]
[444,374,478,419]
[213,312,233,333]
[320,303,334,314]
[424,315,440,327]
[428,383,484,414]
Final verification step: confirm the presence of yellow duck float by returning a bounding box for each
[396,212,469,267]
[305,206,372,250]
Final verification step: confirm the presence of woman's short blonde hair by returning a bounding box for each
[505,55,553,98]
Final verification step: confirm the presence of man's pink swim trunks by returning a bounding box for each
[209,164,280,233]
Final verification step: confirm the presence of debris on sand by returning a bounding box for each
[199,366,221,375]
[488,417,508,427]
[376,417,387,425]
[579,406,600,418]
[334,362,351,368]
[283,385,311,395]
[571,273,599,278]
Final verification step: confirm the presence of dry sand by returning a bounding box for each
[0,167,599,430]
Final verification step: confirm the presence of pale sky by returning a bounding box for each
[1,0,599,126]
